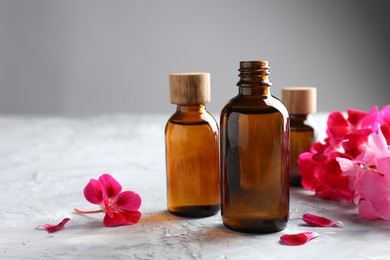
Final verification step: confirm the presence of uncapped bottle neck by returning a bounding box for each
[237,61,272,87]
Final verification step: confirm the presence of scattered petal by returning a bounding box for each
[280,232,319,246]
[36,218,70,233]
[302,213,344,227]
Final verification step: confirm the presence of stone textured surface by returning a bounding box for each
[1,114,390,259]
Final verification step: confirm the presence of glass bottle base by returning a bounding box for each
[168,204,220,218]
[222,217,288,234]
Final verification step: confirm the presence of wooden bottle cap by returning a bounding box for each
[281,87,317,114]
[169,73,211,105]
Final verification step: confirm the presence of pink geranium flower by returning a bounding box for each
[298,105,390,220]
[327,107,378,157]
[298,138,355,201]
[75,174,142,227]
[337,128,390,220]
[298,106,381,201]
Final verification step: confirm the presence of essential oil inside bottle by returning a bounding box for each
[165,73,220,217]
[282,87,317,186]
[220,61,290,233]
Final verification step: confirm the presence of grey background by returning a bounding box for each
[0,0,389,115]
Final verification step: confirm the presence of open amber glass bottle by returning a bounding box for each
[165,73,220,217]
[220,61,290,233]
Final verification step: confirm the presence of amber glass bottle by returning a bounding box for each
[282,87,317,186]
[220,61,289,233]
[165,73,220,217]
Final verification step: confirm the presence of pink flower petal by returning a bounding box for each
[341,134,368,158]
[327,112,348,141]
[298,152,317,190]
[358,128,390,166]
[99,174,122,198]
[104,198,114,218]
[369,129,388,152]
[336,157,361,190]
[377,156,390,177]
[347,108,369,127]
[103,211,142,227]
[280,232,319,246]
[84,178,106,205]
[381,125,390,145]
[318,157,355,201]
[111,191,142,212]
[302,213,344,227]
[36,218,70,233]
[356,170,390,220]
[359,106,379,132]
[358,200,381,220]
[379,105,390,143]
[379,105,390,125]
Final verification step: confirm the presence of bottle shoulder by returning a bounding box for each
[166,110,218,128]
[221,94,289,117]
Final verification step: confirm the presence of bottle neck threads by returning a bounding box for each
[237,61,272,88]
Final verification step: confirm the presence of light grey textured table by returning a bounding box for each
[1,114,389,260]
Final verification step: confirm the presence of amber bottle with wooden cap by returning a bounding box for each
[220,61,290,233]
[282,87,317,187]
[165,73,220,217]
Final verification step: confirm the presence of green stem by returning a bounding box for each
[74,208,103,214]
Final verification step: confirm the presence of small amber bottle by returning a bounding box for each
[220,61,290,233]
[165,73,220,217]
[282,87,317,187]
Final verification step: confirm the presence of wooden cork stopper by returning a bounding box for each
[169,73,211,105]
[281,87,317,114]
